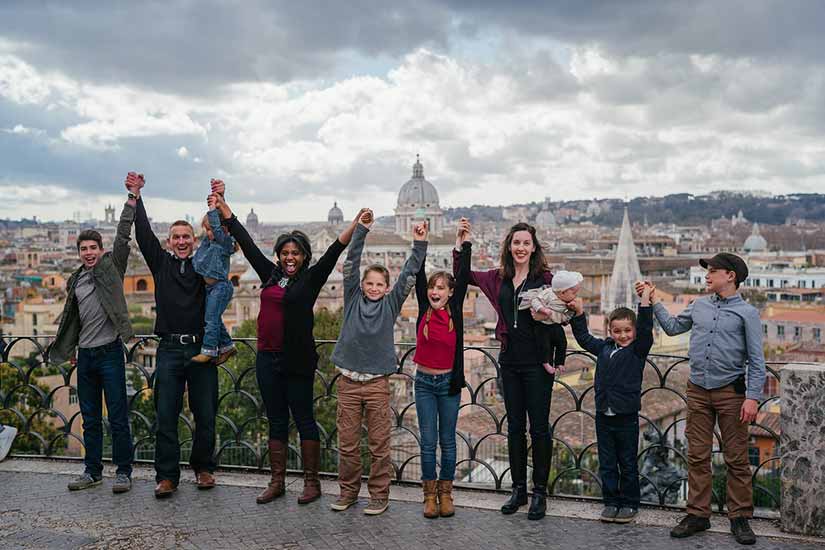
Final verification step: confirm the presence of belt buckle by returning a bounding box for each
[179,334,194,345]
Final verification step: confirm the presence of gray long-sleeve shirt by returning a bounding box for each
[330,224,427,375]
[652,294,766,401]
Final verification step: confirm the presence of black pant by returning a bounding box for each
[154,340,218,483]
[595,412,640,508]
[534,323,567,366]
[256,351,319,442]
[500,363,554,490]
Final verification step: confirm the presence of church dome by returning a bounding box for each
[743,222,768,253]
[536,210,557,228]
[397,156,439,208]
[328,202,344,225]
[246,208,259,227]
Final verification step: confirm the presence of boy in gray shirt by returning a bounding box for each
[330,210,428,516]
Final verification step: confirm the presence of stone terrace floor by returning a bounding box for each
[1,459,823,550]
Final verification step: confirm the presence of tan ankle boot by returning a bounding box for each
[297,440,321,504]
[256,440,286,504]
[438,480,454,517]
[423,480,439,518]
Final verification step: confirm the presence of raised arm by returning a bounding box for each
[452,240,472,305]
[633,306,654,359]
[307,207,368,292]
[343,222,369,301]
[214,194,274,281]
[133,197,165,274]
[112,201,136,278]
[452,217,483,287]
[206,208,234,255]
[388,230,428,316]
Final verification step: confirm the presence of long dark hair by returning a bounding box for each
[498,222,548,280]
[270,230,313,281]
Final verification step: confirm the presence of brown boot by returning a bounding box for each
[438,480,455,517]
[423,480,439,518]
[297,440,322,504]
[256,439,286,504]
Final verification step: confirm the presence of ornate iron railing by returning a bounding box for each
[0,335,784,515]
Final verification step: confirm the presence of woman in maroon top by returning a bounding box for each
[413,223,471,519]
[215,194,366,506]
[453,219,558,520]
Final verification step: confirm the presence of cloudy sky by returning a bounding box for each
[1,1,824,223]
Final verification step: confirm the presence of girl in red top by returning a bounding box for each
[413,221,471,519]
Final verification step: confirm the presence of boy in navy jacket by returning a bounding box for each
[568,285,653,524]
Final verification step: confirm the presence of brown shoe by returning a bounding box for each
[257,440,286,504]
[190,353,215,364]
[437,480,455,517]
[215,347,238,366]
[195,470,216,490]
[423,480,439,518]
[297,440,322,505]
[154,479,178,499]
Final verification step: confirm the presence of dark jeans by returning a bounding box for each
[595,412,640,508]
[154,340,218,483]
[256,351,319,442]
[500,363,554,490]
[414,370,460,481]
[202,280,234,356]
[76,339,133,478]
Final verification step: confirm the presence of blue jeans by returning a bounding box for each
[154,340,217,483]
[414,371,460,481]
[202,280,234,356]
[76,339,133,478]
[595,412,640,508]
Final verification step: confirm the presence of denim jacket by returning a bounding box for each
[193,209,235,280]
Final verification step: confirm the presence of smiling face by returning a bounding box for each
[609,318,637,348]
[78,240,104,269]
[167,223,196,259]
[427,273,455,310]
[705,267,736,294]
[362,269,389,301]
[509,230,535,267]
[278,241,306,277]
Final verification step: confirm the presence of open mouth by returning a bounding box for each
[284,261,297,274]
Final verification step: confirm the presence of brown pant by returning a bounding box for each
[336,375,392,500]
[685,381,753,518]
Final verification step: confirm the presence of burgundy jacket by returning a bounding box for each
[452,248,553,351]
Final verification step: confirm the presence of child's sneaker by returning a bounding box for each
[190,353,215,364]
[216,346,237,366]
[67,473,102,491]
[364,498,389,515]
[600,505,619,522]
[614,507,638,524]
[330,495,358,511]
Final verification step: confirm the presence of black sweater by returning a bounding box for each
[225,215,346,376]
[415,241,471,395]
[570,306,654,414]
[134,198,205,335]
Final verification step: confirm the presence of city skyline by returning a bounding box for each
[2,3,825,223]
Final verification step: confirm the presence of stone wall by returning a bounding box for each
[780,363,825,537]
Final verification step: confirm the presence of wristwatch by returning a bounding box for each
[128,192,138,200]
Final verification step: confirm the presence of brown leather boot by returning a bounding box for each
[438,480,455,517]
[256,439,286,504]
[423,480,439,518]
[297,440,322,504]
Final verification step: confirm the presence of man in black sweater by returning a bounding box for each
[126,173,219,498]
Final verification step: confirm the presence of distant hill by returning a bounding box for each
[442,192,825,227]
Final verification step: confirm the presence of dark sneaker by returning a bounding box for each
[670,514,711,538]
[364,498,389,515]
[600,505,619,523]
[730,517,756,545]
[112,473,132,494]
[330,495,358,511]
[68,473,102,491]
[614,507,638,524]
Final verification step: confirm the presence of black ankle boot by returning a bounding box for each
[500,483,528,514]
[527,486,547,520]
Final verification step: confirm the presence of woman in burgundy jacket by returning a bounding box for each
[453,219,559,520]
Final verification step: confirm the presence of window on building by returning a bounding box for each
[800,280,807,288]
[777,325,785,339]
[32,313,38,326]
[794,326,801,340]
[768,279,775,287]
[748,445,760,467]
[762,324,767,335]
[230,276,239,287]
[814,328,821,343]
[136,279,148,292]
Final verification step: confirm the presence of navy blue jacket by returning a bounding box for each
[570,306,653,414]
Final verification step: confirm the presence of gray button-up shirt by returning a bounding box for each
[653,294,766,401]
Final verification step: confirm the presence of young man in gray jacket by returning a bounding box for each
[50,185,138,494]
[330,210,428,516]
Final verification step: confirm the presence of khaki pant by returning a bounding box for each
[685,381,753,518]
[336,376,392,500]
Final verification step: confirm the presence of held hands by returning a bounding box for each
[210,178,225,197]
[358,208,375,229]
[740,398,758,424]
[413,221,429,241]
[213,192,232,219]
[635,280,657,304]
[352,207,371,227]
[125,172,145,197]
[207,193,218,211]
[455,217,471,248]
